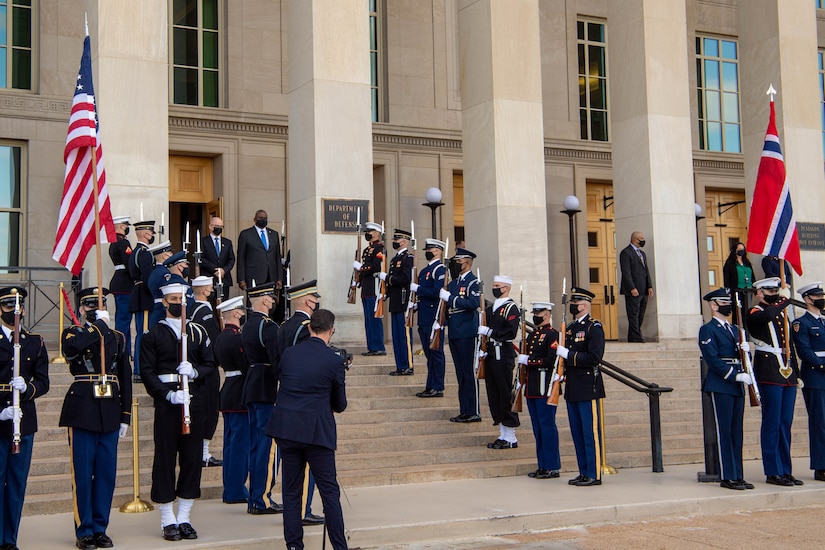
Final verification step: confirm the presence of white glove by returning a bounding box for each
[551,371,561,385]
[377,272,387,282]
[439,288,452,302]
[556,345,569,359]
[517,354,529,366]
[432,321,442,332]
[739,341,750,353]
[177,361,195,379]
[778,287,791,299]
[0,407,13,421]
[410,283,419,293]
[477,325,492,337]
[10,376,26,392]
[168,390,190,405]
[376,293,384,302]
[352,260,363,271]
[735,372,753,385]
[95,310,110,325]
[477,351,488,359]
[119,423,128,438]
[406,300,415,310]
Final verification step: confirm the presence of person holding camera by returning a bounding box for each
[266,309,348,550]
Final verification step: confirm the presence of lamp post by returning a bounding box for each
[562,195,581,288]
[422,187,445,239]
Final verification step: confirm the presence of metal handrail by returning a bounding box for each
[0,266,80,340]
[599,358,673,473]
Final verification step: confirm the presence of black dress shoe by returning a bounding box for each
[178,523,198,539]
[527,469,541,478]
[815,470,825,481]
[373,350,387,356]
[247,506,281,515]
[361,350,376,356]
[464,414,482,423]
[133,374,142,383]
[162,524,181,541]
[93,532,114,548]
[738,479,755,490]
[568,474,586,485]
[783,474,804,486]
[449,414,469,422]
[487,439,506,448]
[302,513,325,526]
[767,475,793,486]
[76,535,97,550]
[417,388,443,398]
[487,439,517,449]
[720,479,745,490]
[270,502,284,512]
[575,477,601,486]
[536,469,560,479]
[203,456,223,467]
[223,498,248,504]
[389,368,414,376]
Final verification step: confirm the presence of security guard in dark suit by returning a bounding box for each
[266,309,348,550]
[412,239,447,397]
[190,276,222,469]
[698,287,754,491]
[556,287,605,487]
[380,228,415,375]
[213,296,250,504]
[353,221,386,356]
[60,287,132,549]
[146,241,174,327]
[746,277,801,486]
[0,286,49,550]
[517,301,561,479]
[792,281,825,482]
[436,247,481,422]
[128,220,156,381]
[108,216,133,357]
[141,283,215,541]
[241,282,282,515]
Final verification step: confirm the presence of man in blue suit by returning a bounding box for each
[412,239,447,398]
[698,287,754,490]
[267,309,348,550]
[791,281,825,482]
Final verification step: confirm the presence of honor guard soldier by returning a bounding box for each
[379,228,415,375]
[352,221,386,356]
[555,287,605,487]
[698,287,754,491]
[436,247,481,423]
[791,282,825,482]
[213,296,250,504]
[108,216,133,357]
[747,277,802,486]
[241,282,282,515]
[60,287,132,549]
[128,219,156,382]
[0,286,49,550]
[141,283,216,541]
[190,276,222,468]
[411,239,447,398]
[478,276,520,449]
[146,241,174,326]
[517,301,561,479]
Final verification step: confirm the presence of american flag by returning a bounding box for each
[746,99,802,276]
[52,35,116,276]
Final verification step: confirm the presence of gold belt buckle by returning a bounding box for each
[93,381,113,398]
[779,363,792,379]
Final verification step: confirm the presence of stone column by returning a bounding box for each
[608,0,701,340]
[739,0,825,284]
[288,0,373,341]
[458,0,550,304]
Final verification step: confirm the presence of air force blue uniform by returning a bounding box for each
[417,260,446,391]
[445,271,480,417]
[792,311,825,474]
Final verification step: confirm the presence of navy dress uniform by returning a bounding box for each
[746,277,801,486]
[354,222,386,355]
[146,241,174,327]
[128,220,157,378]
[0,287,49,550]
[557,288,605,486]
[384,229,415,375]
[60,288,132,549]
[190,276,222,468]
[414,239,447,397]
[213,297,250,503]
[241,282,282,514]
[791,281,825,482]
[108,216,133,356]
[520,302,561,478]
[698,287,753,490]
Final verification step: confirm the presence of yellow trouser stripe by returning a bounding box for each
[301,463,310,514]
[262,438,278,508]
[592,400,602,480]
[69,428,81,527]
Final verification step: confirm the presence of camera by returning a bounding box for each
[329,346,353,370]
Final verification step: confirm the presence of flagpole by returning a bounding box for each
[91,143,107,379]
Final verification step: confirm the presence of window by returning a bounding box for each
[577,20,608,141]
[817,0,824,9]
[819,51,825,159]
[171,0,220,107]
[369,0,385,122]
[0,143,23,270]
[696,36,741,152]
[0,0,32,90]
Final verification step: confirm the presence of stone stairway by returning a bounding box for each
[22,339,811,516]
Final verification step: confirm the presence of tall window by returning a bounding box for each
[577,20,608,141]
[820,51,825,159]
[817,0,824,9]
[171,0,219,107]
[696,36,741,153]
[0,0,32,90]
[369,0,384,122]
[0,143,23,270]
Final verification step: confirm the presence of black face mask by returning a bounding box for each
[1,310,16,325]
[148,236,155,245]
[638,240,645,248]
[492,288,504,299]
[392,242,401,250]
[736,249,746,257]
[448,259,462,279]
[813,298,825,310]
[425,251,435,261]
[763,294,780,304]
[312,302,320,312]
[181,267,190,279]
[167,303,183,318]
[532,315,544,325]
[85,310,97,324]
[238,314,247,325]
[569,303,580,316]
[213,227,223,236]
[123,227,130,236]
[364,233,373,242]
[717,304,733,317]
[255,218,268,229]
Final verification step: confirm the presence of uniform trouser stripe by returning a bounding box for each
[710,392,745,481]
[592,399,602,480]
[69,427,80,528]
[263,438,278,509]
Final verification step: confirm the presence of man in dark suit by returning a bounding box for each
[200,216,235,303]
[237,210,283,293]
[266,309,348,550]
[619,231,653,342]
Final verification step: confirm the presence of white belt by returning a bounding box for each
[815,351,825,358]
[158,374,180,383]
[154,298,163,304]
[224,370,242,378]
[114,264,126,270]
[754,345,784,355]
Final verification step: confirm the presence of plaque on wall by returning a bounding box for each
[798,222,825,251]
[322,199,370,234]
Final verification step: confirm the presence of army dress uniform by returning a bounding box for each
[356,222,386,355]
[0,287,49,550]
[128,220,157,377]
[386,229,415,375]
[415,239,447,395]
[108,216,133,356]
[60,288,132,547]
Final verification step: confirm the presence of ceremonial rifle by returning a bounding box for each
[734,291,761,407]
[11,289,22,454]
[180,289,192,434]
[511,285,526,413]
[374,221,386,319]
[347,208,362,304]
[429,238,450,350]
[547,278,567,406]
[474,269,486,380]
[405,220,418,328]
[193,229,202,278]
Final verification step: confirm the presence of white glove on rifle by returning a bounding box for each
[167,390,190,405]
[406,301,415,311]
[517,354,529,366]
[477,325,492,337]
[477,350,488,359]
[119,423,128,438]
[352,260,363,271]
[95,310,110,325]
[0,407,13,422]
[432,321,442,332]
[556,345,569,359]
[10,376,26,392]
[735,372,753,385]
[738,341,750,353]
[439,288,451,302]
[377,272,387,282]
[410,283,420,293]
[551,371,561,385]
[177,361,196,380]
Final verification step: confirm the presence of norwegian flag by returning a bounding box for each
[746,100,802,276]
[52,35,116,276]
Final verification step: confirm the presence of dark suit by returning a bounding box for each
[237,226,282,288]
[619,244,652,342]
[266,337,347,550]
[200,234,235,301]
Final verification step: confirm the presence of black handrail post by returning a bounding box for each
[648,391,664,473]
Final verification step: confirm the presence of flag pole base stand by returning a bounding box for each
[697,472,721,483]
[601,464,618,475]
[120,498,153,514]
[51,356,67,364]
